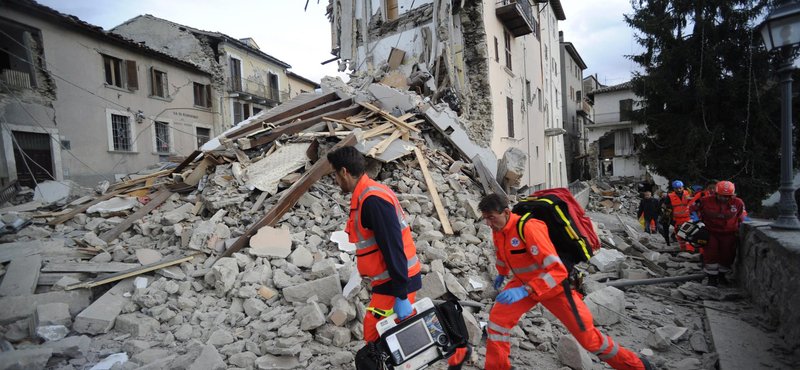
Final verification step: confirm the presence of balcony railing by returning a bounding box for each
[228,77,281,103]
[577,100,590,116]
[496,0,536,37]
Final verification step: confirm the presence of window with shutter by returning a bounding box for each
[126,60,138,90]
[494,37,499,62]
[619,99,633,121]
[150,68,168,98]
[504,30,512,71]
[506,97,514,138]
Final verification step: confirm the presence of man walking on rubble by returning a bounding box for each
[688,180,718,208]
[689,181,745,286]
[637,191,660,234]
[666,180,693,251]
[479,194,654,370]
[328,146,471,370]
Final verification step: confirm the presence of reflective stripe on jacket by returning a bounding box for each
[346,175,420,286]
[669,192,691,223]
[690,195,745,234]
[493,212,569,300]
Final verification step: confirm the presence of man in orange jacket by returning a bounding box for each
[689,181,745,286]
[688,179,718,208]
[328,146,421,342]
[479,194,653,370]
[667,180,693,251]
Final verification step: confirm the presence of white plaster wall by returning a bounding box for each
[540,5,566,188]
[355,25,435,71]
[484,0,546,189]
[2,8,215,187]
[612,156,645,177]
[593,89,639,124]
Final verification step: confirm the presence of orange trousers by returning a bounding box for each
[485,279,646,370]
[363,292,417,343]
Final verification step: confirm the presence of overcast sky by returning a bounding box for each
[37,0,641,87]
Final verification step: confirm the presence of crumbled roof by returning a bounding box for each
[287,71,321,89]
[589,81,633,95]
[115,14,292,69]
[7,0,208,74]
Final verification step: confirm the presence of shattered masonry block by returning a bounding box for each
[282,274,342,305]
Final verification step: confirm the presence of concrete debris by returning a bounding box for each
[86,196,139,214]
[246,143,311,195]
[496,147,528,190]
[0,348,53,370]
[249,226,292,258]
[32,180,72,203]
[584,286,626,326]
[590,248,627,272]
[557,336,593,370]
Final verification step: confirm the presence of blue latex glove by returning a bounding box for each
[744,215,752,222]
[496,287,528,305]
[394,297,413,320]
[690,212,699,222]
[493,275,507,291]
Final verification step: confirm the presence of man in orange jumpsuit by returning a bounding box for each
[667,180,693,251]
[479,194,653,370]
[689,181,745,286]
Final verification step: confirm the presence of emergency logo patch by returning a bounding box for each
[530,245,540,255]
[510,238,521,247]
[730,206,737,213]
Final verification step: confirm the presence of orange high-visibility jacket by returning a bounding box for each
[669,192,691,223]
[346,175,420,287]
[493,213,569,300]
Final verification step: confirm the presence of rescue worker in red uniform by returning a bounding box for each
[667,180,693,251]
[689,181,745,286]
[328,146,421,342]
[479,194,653,370]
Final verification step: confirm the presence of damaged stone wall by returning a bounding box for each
[367,3,434,39]
[458,1,493,148]
[0,28,57,107]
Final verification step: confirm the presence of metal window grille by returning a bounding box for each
[111,114,132,151]
[155,121,170,154]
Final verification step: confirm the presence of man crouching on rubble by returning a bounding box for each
[328,146,471,370]
[479,194,654,370]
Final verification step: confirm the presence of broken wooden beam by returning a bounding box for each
[226,92,340,139]
[171,150,202,174]
[248,105,363,149]
[99,189,172,243]
[41,262,141,274]
[220,132,359,259]
[47,190,124,226]
[358,102,421,133]
[65,254,196,290]
[414,147,454,235]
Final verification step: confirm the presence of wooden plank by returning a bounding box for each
[47,190,124,226]
[326,121,336,135]
[65,255,196,290]
[226,92,339,139]
[358,102,421,132]
[233,97,354,142]
[414,147,454,235]
[110,169,171,190]
[99,189,172,243]
[31,210,71,218]
[249,191,268,214]
[37,273,89,286]
[248,105,363,149]
[371,130,402,157]
[171,150,202,174]
[183,158,213,186]
[363,122,396,139]
[220,133,359,259]
[42,262,141,273]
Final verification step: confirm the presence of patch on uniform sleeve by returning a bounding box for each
[510,238,521,247]
[530,245,540,255]
[730,205,737,213]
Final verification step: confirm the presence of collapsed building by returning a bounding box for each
[326,0,570,191]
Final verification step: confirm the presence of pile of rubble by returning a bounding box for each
[585,178,645,218]
[0,80,764,370]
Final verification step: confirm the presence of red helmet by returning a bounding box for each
[716,181,735,196]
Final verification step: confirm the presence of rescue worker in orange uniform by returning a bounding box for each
[328,146,421,342]
[689,181,745,286]
[479,194,653,370]
[667,180,693,251]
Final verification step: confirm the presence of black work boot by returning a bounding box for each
[718,273,729,285]
[639,356,655,370]
[447,344,472,370]
[707,274,718,287]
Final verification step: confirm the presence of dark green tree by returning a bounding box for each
[625,0,792,209]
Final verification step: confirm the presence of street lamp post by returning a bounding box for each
[760,1,800,230]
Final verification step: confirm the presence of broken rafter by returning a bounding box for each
[219,132,359,259]
[357,102,421,133]
[248,105,363,148]
[99,189,173,243]
[226,92,340,139]
[47,190,125,226]
[414,147,454,235]
[171,150,202,174]
[65,254,197,290]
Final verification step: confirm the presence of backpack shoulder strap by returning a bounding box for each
[516,212,533,245]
